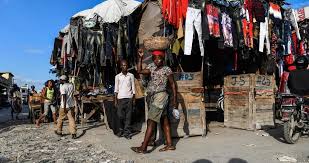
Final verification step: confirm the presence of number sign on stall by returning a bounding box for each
[226,75,250,87]
[255,75,272,87]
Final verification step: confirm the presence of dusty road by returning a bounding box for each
[0,106,308,163]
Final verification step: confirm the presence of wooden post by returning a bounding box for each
[101,101,110,130]
[201,56,207,137]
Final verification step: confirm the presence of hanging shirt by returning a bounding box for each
[269,2,282,20]
[206,4,220,38]
[221,13,233,47]
[252,0,266,22]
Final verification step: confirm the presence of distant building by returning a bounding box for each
[0,72,14,106]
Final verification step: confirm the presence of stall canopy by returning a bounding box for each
[72,8,94,18]
[81,0,142,23]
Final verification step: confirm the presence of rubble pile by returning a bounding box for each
[0,124,124,163]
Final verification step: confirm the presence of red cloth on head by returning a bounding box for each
[152,50,165,56]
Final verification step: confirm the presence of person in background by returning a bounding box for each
[36,80,57,127]
[9,84,22,120]
[114,60,136,139]
[131,49,178,153]
[55,75,77,139]
[29,85,37,95]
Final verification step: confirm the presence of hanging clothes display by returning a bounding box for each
[252,0,266,22]
[259,17,270,55]
[285,8,301,40]
[205,4,221,38]
[241,0,253,48]
[269,2,282,20]
[221,13,233,47]
[162,0,189,29]
[184,7,204,56]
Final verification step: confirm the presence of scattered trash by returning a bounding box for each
[277,156,297,162]
[101,159,111,163]
[215,133,219,135]
[243,144,256,147]
[255,123,261,130]
[261,133,269,137]
[67,147,78,151]
[74,141,83,144]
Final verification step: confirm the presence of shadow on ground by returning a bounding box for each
[192,158,248,163]
[263,123,288,144]
[75,123,105,139]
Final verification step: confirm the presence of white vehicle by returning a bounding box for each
[20,85,29,104]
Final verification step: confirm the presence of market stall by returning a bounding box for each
[49,0,309,136]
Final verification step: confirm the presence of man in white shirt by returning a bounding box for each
[55,75,77,139]
[114,60,136,139]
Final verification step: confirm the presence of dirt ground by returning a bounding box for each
[0,107,309,163]
[82,122,309,163]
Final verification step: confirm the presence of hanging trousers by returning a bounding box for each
[259,17,270,55]
[184,7,204,56]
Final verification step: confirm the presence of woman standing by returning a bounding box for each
[36,80,57,127]
[131,49,178,153]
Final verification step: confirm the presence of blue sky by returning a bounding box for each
[0,0,102,90]
[0,0,308,90]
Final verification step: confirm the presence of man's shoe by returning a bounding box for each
[116,132,124,138]
[125,135,132,140]
[54,131,63,137]
[72,134,77,139]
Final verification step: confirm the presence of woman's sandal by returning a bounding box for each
[159,146,176,152]
[142,141,156,147]
[131,147,147,154]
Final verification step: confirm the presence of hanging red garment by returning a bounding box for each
[279,72,289,93]
[181,0,188,18]
[299,41,306,55]
[242,0,253,48]
[206,4,220,37]
[292,32,297,55]
[284,54,296,71]
[162,0,177,28]
[162,0,188,29]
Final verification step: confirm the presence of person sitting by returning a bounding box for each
[287,56,309,96]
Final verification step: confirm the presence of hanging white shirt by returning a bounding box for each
[114,72,136,99]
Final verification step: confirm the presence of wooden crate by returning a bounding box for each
[29,94,43,110]
[253,75,276,129]
[224,74,275,130]
[169,72,206,137]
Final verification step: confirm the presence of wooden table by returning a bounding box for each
[78,95,114,129]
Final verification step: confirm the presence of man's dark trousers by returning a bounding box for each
[117,98,133,135]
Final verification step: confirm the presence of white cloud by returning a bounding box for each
[24,48,45,55]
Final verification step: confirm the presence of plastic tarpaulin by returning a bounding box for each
[88,0,141,23]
